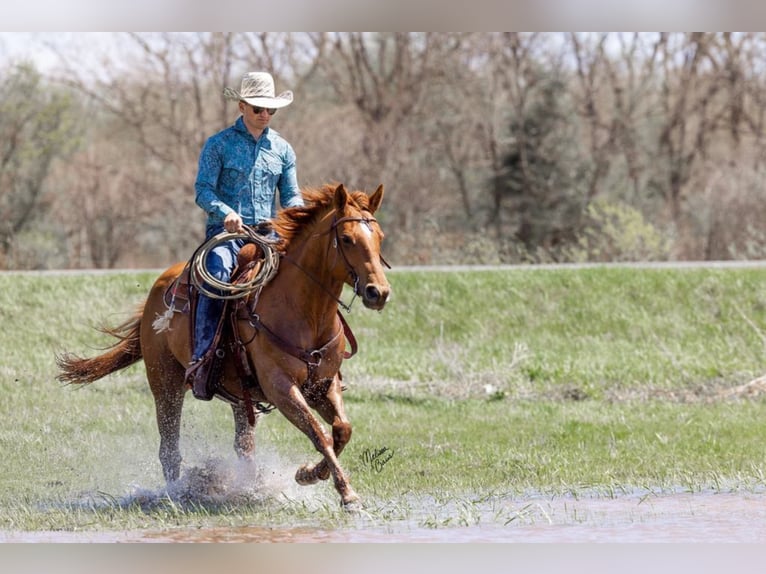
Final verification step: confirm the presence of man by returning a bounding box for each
[186,71,304,400]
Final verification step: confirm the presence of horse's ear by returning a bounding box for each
[368,184,384,214]
[334,184,348,211]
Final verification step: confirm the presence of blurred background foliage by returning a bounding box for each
[2,32,766,269]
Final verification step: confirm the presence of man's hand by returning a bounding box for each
[223,212,245,234]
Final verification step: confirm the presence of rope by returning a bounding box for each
[190,226,281,300]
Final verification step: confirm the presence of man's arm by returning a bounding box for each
[195,139,235,220]
[277,144,303,208]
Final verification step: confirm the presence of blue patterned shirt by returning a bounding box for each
[194,117,303,228]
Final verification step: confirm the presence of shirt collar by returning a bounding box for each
[234,116,270,141]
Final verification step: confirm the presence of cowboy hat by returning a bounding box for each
[223,72,293,109]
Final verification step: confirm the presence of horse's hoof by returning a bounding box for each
[341,496,363,513]
[295,464,318,486]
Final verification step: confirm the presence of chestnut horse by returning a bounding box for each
[57,183,390,509]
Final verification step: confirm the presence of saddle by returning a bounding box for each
[164,243,271,415]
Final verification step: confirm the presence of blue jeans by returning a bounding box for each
[192,225,245,361]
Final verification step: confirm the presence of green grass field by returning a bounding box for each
[1,265,766,533]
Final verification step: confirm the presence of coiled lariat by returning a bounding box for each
[190,225,281,300]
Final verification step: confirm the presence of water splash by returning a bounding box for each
[56,446,333,516]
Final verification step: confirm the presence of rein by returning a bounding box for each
[237,214,370,391]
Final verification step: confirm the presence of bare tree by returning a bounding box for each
[569,32,616,201]
[53,129,161,268]
[321,33,431,171]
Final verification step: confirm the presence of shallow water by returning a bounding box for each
[119,490,766,542]
[4,443,765,543]
[4,489,765,542]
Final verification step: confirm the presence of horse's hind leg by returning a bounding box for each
[231,403,258,461]
[148,362,186,484]
[296,375,350,484]
[140,264,192,486]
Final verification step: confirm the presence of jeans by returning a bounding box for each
[192,225,245,361]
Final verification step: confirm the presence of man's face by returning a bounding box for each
[240,102,276,132]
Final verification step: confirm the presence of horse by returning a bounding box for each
[56,183,391,509]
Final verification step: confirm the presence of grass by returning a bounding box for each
[347,266,766,398]
[1,265,766,533]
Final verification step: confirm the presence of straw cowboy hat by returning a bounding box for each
[223,72,293,109]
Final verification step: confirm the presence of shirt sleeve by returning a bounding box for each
[277,143,304,208]
[194,138,235,219]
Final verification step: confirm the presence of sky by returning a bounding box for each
[0,33,71,72]
[0,33,142,75]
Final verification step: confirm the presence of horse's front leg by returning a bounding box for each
[268,373,360,509]
[296,374,350,484]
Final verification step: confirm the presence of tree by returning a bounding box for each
[0,63,80,268]
[493,71,584,252]
[315,33,443,231]
[11,32,766,268]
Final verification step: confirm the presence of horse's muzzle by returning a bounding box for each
[362,283,390,310]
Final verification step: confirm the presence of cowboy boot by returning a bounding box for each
[185,357,214,401]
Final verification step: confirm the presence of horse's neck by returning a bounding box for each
[266,226,343,333]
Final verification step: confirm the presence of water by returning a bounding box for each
[4,480,765,542]
[143,489,766,542]
[4,415,765,543]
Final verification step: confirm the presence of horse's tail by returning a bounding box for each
[56,305,144,385]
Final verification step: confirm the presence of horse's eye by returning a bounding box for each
[341,234,354,246]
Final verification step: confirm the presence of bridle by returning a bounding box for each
[281,213,390,312]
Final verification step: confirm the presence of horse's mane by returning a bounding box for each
[272,184,373,249]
